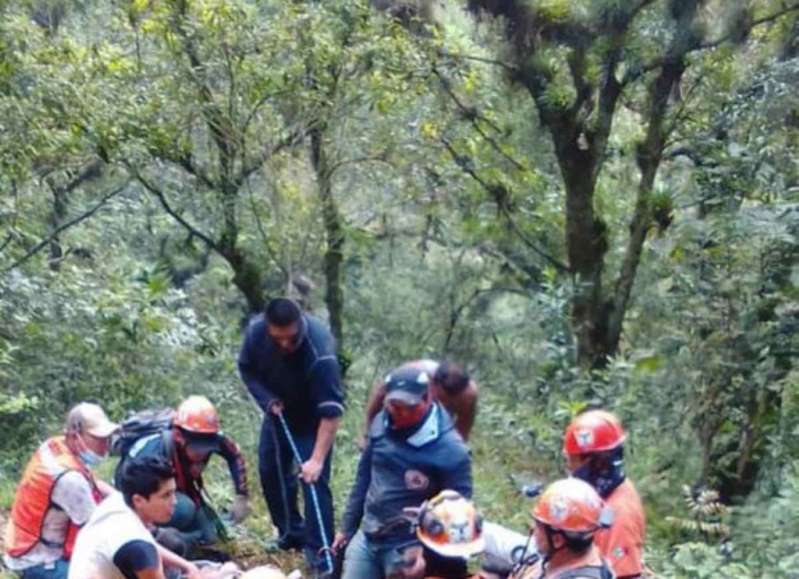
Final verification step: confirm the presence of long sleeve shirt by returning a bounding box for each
[238,313,345,434]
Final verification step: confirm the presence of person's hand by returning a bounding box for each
[332,531,350,554]
[231,494,251,524]
[269,400,284,416]
[356,434,367,450]
[300,457,323,483]
[182,560,202,579]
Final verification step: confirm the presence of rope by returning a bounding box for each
[269,415,293,546]
[275,412,335,576]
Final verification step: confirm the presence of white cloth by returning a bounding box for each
[482,521,536,570]
[3,470,96,570]
[68,492,160,579]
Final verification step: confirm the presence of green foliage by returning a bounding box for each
[1,1,799,576]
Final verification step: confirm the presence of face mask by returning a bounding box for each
[79,448,105,467]
[76,434,106,468]
[571,447,625,498]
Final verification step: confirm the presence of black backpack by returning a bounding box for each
[111,408,175,458]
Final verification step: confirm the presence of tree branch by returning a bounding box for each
[440,138,569,273]
[624,4,799,84]
[47,160,104,198]
[237,126,308,186]
[433,66,526,172]
[132,168,221,253]
[328,153,391,176]
[2,180,130,274]
[442,51,519,73]
[0,234,13,256]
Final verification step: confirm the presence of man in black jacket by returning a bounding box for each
[333,363,472,578]
[238,297,344,573]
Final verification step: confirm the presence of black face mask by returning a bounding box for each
[572,446,626,498]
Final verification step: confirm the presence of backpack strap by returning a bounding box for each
[161,428,174,457]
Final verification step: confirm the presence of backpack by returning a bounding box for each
[111,408,175,458]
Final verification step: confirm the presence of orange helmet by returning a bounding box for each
[416,490,484,558]
[563,410,626,456]
[173,396,220,434]
[532,478,607,534]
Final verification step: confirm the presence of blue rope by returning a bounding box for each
[276,412,335,576]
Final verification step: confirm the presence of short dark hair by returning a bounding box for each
[434,361,470,394]
[119,456,174,507]
[265,297,302,327]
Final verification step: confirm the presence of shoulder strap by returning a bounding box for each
[161,429,174,457]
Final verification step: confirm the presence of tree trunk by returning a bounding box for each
[559,157,612,368]
[310,128,344,350]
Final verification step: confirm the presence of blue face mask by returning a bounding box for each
[76,433,106,468]
[79,448,104,467]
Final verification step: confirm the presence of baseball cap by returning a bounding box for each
[182,431,221,457]
[384,364,431,406]
[66,402,120,438]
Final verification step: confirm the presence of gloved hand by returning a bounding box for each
[231,494,252,524]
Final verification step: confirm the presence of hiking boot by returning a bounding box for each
[276,534,305,551]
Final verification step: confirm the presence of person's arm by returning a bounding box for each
[155,543,200,579]
[455,382,479,441]
[441,444,473,499]
[359,380,387,447]
[300,417,341,484]
[337,441,373,545]
[301,349,345,482]
[238,327,280,413]
[217,434,248,497]
[95,478,116,497]
[216,434,251,523]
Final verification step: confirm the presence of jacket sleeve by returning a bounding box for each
[238,328,278,413]
[217,434,248,497]
[440,443,473,499]
[341,442,373,537]
[309,355,345,420]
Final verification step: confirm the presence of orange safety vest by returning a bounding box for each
[5,436,102,559]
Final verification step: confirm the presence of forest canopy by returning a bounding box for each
[1,0,798,576]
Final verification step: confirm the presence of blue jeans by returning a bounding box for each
[341,531,416,579]
[258,417,334,571]
[19,559,69,579]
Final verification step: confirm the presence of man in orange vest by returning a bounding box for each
[563,410,646,578]
[3,402,119,579]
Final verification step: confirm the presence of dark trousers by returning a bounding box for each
[258,417,334,570]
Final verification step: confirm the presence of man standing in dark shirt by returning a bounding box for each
[238,297,344,572]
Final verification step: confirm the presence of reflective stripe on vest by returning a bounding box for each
[4,436,101,559]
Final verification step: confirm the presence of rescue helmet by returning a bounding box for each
[563,410,626,456]
[416,490,485,558]
[532,478,609,536]
[173,395,220,434]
